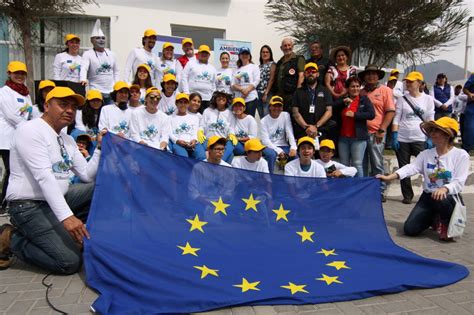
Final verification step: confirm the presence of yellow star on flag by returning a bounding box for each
[177,242,200,256]
[317,248,337,257]
[186,214,208,233]
[326,261,351,270]
[233,278,261,292]
[194,265,219,279]
[272,204,291,222]
[280,282,309,294]
[211,197,230,215]
[242,193,261,212]
[296,226,315,243]
[316,274,343,285]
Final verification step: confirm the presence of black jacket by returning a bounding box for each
[333,95,375,140]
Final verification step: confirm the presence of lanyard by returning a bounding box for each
[307,87,316,105]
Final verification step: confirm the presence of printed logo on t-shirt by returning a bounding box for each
[234,71,250,83]
[196,71,212,82]
[18,103,33,120]
[140,124,158,140]
[52,159,73,180]
[160,64,175,76]
[164,106,176,116]
[235,129,248,138]
[209,118,228,134]
[68,62,81,73]
[427,166,452,189]
[96,62,112,75]
[17,98,24,103]
[174,122,193,135]
[217,73,231,86]
[270,126,284,141]
[113,120,129,134]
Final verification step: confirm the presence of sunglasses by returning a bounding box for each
[305,69,318,74]
[149,95,161,100]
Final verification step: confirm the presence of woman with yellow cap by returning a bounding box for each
[132,64,153,104]
[53,34,82,82]
[73,89,104,142]
[156,42,177,86]
[0,61,33,202]
[32,80,56,118]
[378,117,470,241]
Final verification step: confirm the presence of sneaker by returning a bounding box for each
[0,224,14,270]
[438,223,453,242]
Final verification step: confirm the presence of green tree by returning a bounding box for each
[0,0,96,90]
[265,0,469,67]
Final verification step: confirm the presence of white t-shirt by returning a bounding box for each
[315,159,357,177]
[53,52,82,82]
[453,93,468,114]
[80,49,120,93]
[6,118,101,221]
[170,113,200,143]
[0,86,33,150]
[74,109,99,138]
[232,63,260,102]
[284,159,326,178]
[98,104,132,137]
[156,59,177,86]
[201,108,233,137]
[216,67,233,95]
[393,93,435,142]
[203,159,232,167]
[232,156,269,173]
[158,92,177,116]
[123,47,160,84]
[176,55,197,92]
[260,112,297,154]
[187,111,202,125]
[181,62,217,101]
[129,106,170,149]
[396,147,469,194]
[231,115,258,139]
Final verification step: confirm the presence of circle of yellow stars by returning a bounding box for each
[176,193,352,294]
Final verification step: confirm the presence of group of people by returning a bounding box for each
[0,22,473,275]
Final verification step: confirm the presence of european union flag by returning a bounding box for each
[85,134,468,314]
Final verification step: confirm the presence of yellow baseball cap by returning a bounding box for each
[64,34,80,44]
[182,38,193,46]
[320,139,335,150]
[390,69,400,74]
[45,87,85,105]
[232,97,246,107]
[143,29,157,37]
[207,135,227,149]
[7,61,27,73]
[86,89,103,101]
[404,71,424,82]
[162,73,177,83]
[38,80,56,90]
[269,95,284,106]
[388,76,398,81]
[297,136,316,149]
[146,87,161,97]
[198,45,211,54]
[304,62,319,71]
[162,42,174,50]
[137,63,151,74]
[244,138,266,152]
[113,81,130,92]
[129,84,141,92]
[421,117,459,138]
[176,93,189,102]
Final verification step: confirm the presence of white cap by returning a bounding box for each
[91,19,105,38]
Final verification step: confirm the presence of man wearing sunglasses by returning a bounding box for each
[0,87,105,273]
[291,62,333,141]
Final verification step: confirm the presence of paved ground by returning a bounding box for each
[0,194,472,315]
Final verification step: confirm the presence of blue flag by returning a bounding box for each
[85,134,468,314]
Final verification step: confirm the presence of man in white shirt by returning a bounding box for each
[316,139,357,177]
[176,37,196,90]
[0,87,104,273]
[232,138,269,173]
[123,29,160,85]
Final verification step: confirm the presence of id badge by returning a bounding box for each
[309,104,315,113]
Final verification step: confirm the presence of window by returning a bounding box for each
[171,24,225,50]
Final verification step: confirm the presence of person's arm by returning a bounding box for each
[79,52,89,85]
[259,119,281,154]
[296,56,305,88]
[248,116,258,138]
[123,49,135,83]
[354,96,375,121]
[129,111,141,143]
[0,90,27,127]
[330,161,357,177]
[443,152,470,195]
[285,113,298,152]
[98,107,107,131]
[181,64,191,94]
[71,131,105,182]
[430,87,443,107]
[445,85,455,107]
[52,53,62,80]
[264,63,277,97]
[159,115,171,149]
[392,97,402,132]
[316,106,332,129]
[111,51,120,83]
[425,95,435,121]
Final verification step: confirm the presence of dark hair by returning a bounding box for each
[110,90,130,102]
[345,76,362,88]
[209,91,231,109]
[455,84,463,90]
[311,40,322,48]
[189,92,202,102]
[81,100,103,129]
[237,51,253,68]
[259,45,274,65]
[132,68,153,89]
[220,51,230,61]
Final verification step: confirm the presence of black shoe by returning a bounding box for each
[402,198,412,204]
[0,224,14,270]
[381,194,387,203]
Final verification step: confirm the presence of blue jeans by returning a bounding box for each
[363,133,386,192]
[234,142,277,173]
[170,142,206,160]
[256,92,270,119]
[338,137,367,178]
[203,139,234,163]
[8,182,94,274]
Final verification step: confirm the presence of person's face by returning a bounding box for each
[298,143,315,160]
[144,36,156,50]
[76,140,88,151]
[419,82,427,92]
[428,128,450,146]
[137,67,149,80]
[188,96,201,113]
[232,103,245,115]
[335,50,348,65]
[348,81,361,97]
[89,99,102,110]
[163,47,174,60]
[8,71,27,85]
[209,144,225,160]
[246,150,262,163]
[304,67,319,84]
[239,52,251,64]
[220,54,230,68]
[182,43,194,56]
[176,99,188,114]
[455,87,462,96]
[405,80,421,94]
[261,47,271,62]
[437,76,447,85]
[145,92,160,112]
[91,36,106,49]
[164,81,177,94]
[198,51,210,63]
[67,38,80,55]
[44,97,78,127]
[41,86,54,99]
[280,39,293,56]
[364,71,379,85]
[269,104,283,118]
[130,88,141,101]
[319,147,334,163]
[116,88,130,103]
[310,43,322,58]
[216,95,227,109]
